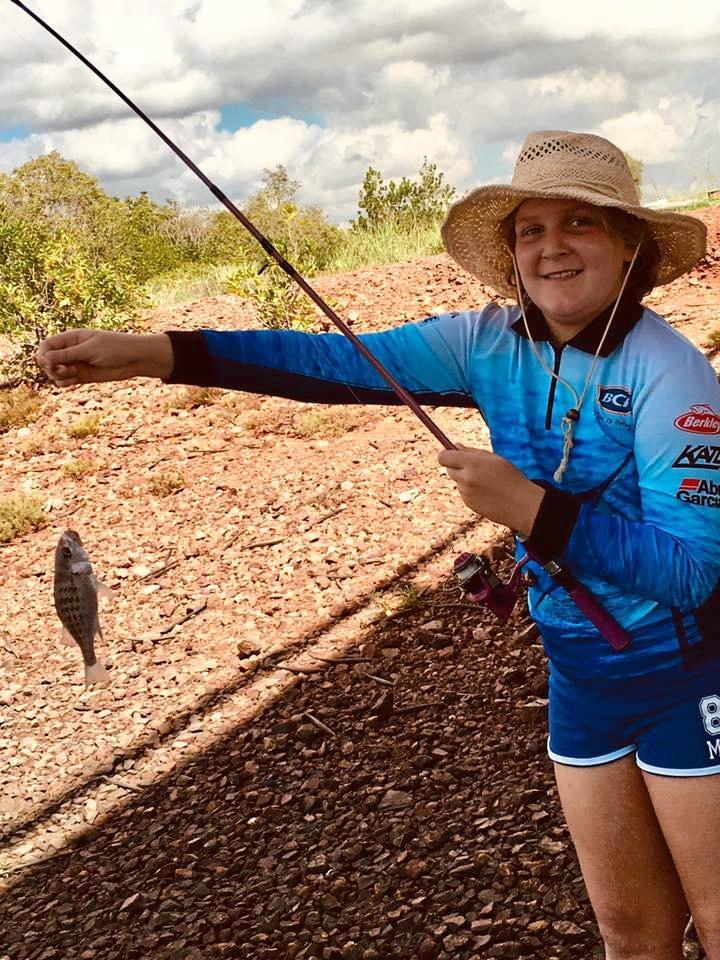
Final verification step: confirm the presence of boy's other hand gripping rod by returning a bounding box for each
[8,0,455,452]
[11,0,631,651]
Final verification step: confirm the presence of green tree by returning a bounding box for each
[354,158,456,231]
[0,151,107,229]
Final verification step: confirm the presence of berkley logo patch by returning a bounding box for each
[597,385,632,416]
[674,404,720,435]
[676,477,720,508]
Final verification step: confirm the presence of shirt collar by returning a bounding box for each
[510,294,644,357]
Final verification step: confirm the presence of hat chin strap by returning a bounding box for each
[511,239,642,484]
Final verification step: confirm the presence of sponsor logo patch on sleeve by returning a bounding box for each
[674,404,720,435]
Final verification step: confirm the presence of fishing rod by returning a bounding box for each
[10,0,632,652]
[8,0,454,450]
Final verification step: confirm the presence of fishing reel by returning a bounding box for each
[453,552,529,621]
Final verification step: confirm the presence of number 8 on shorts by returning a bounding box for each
[699,696,720,735]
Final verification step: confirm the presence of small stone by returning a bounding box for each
[552,921,585,940]
[237,638,261,659]
[488,943,522,958]
[539,837,566,854]
[379,789,412,810]
[296,723,320,743]
[402,858,427,880]
[119,892,144,914]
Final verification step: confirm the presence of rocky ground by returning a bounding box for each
[0,206,719,960]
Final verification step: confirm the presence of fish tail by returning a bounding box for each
[84,660,110,686]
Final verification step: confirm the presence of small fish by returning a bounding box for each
[53,530,112,685]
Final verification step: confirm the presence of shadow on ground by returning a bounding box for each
[2,544,607,960]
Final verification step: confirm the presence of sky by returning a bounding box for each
[0,0,718,223]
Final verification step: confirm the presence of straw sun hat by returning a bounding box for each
[441,130,707,299]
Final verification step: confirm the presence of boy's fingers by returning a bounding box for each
[41,363,79,387]
[41,347,84,367]
[438,449,471,469]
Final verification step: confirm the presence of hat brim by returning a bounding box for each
[441,184,708,299]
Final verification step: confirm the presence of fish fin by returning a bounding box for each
[84,661,110,686]
[60,627,75,647]
[95,580,113,603]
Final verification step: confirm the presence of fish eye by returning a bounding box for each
[62,546,72,558]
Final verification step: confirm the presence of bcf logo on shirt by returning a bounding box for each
[597,385,632,416]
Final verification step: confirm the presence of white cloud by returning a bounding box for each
[528,69,627,105]
[0,1,717,217]
[503,0,720,40]
[597,96,701,165]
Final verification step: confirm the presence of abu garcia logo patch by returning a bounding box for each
[597,385,632,416]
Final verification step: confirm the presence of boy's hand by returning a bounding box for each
[438,444,543,536]
[37,329,173,386]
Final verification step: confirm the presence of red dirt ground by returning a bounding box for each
[0,206,718,960]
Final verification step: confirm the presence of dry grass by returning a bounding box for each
[165,386,224,411]
[0,386,44,434]
[706,329,720,350]
[66,414,102,439]
[148,470,185,497]
[291,407,361,438]
[373,581,425,617]
[0,493,47,543]
[62,457,104,480]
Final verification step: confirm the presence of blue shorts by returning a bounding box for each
[548,658,720,776]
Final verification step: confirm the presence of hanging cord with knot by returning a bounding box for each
[511,238,642,483]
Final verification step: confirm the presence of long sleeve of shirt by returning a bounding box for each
[165,314,480,407]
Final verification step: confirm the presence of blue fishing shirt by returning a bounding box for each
[166,297,720,679]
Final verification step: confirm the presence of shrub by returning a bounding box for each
[62,457,103,479]
[66,414,102,439]
[166,386,223,410]
[149,470,185,496]
[0,155,210,281]
[224,165,342,331]
[354,158,456,232]
[291,407,361,438]
[706,329,720,353]
[226,255,319,331]
[0,492,46,543]
[0,212,144,386]
[0,152,112,254]
[0,386,43,433]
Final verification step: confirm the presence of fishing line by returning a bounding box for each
[8,0,455,450]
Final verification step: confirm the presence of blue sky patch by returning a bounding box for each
[219,102,323,133]
[0,124,29,142]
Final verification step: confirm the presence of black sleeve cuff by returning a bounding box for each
[525,487,583,564]
[163,331,214,386]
